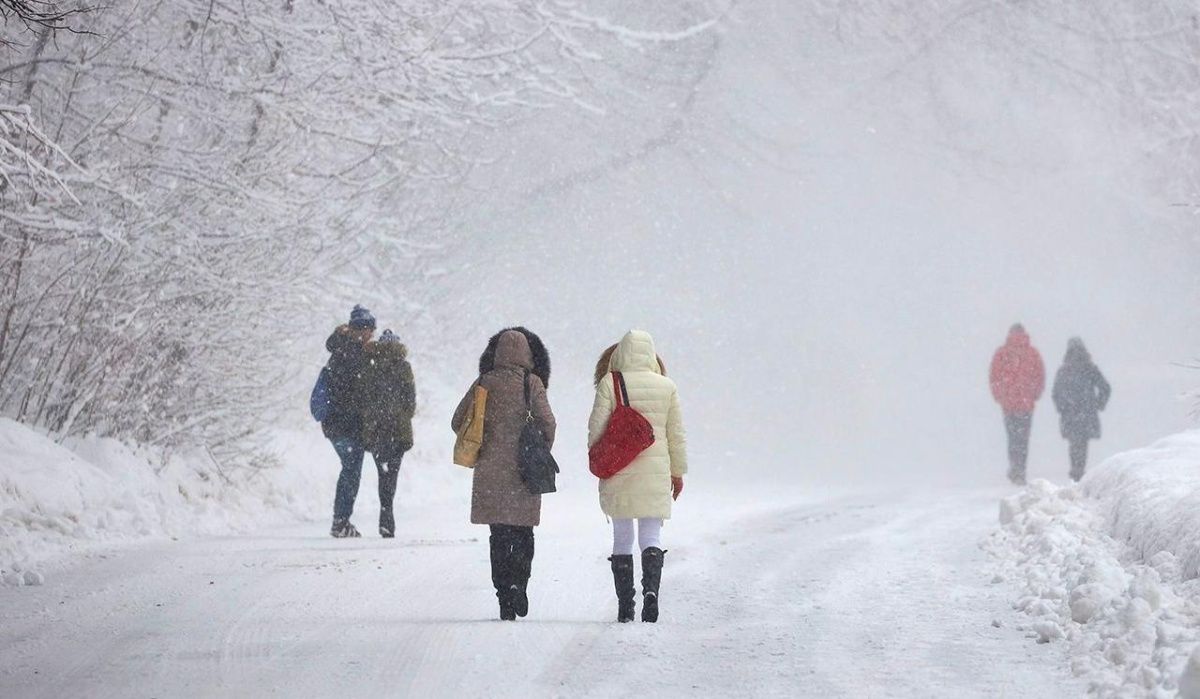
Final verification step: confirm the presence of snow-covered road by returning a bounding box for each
[0,488,1084,697]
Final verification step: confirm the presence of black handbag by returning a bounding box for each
[518,370,558,494]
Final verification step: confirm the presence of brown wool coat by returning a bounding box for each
[452,330,556,527]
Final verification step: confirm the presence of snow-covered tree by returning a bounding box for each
[0,0,726,464]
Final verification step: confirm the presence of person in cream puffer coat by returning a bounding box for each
[588,330,687,623]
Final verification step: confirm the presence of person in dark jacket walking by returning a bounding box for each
[1052,338,1111,481]
[360,329,417,538]
[990,324,1045,485]
[323,305,376,538]
[451,329,556,621]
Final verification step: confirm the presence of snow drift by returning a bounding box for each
[989,432,1200,697]
[0,418,317,584]
[0,417,464,586]
[1081,432,1200,582]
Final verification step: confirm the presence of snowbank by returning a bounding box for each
[989,431,1200,697]
[0,417,459,586]
[0,374,479,587]
[1081,432,1200,581]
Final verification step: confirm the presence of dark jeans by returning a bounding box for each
[1004,413,1032,479]
[489,525,535,595]
[1069,440,1088,481]
[376,454,403,531]
[376,454,402,512]
[332,437,365,521]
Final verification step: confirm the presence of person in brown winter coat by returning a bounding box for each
[452,329,556,621]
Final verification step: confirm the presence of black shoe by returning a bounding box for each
[379,509,395,538]
[609,554,636,623]
[330,519,361,538]
[641,548,665,623]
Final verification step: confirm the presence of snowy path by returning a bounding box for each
[0,488,1084,697]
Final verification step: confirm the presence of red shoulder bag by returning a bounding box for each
[588,372,655,479]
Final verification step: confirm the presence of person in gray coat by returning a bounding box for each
[452,329,556,621]
[1051,337,1111,481]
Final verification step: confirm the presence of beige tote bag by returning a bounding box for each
[453,384,488,467]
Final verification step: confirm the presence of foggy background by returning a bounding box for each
[307,1,1200,493]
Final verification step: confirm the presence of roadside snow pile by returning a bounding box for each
[1081,432,1200,581]
[988,433,1200,698]
[0,419,330,585]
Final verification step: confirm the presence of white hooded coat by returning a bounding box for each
[587,330,688,519]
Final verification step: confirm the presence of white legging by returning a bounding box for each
[612,518,663,555]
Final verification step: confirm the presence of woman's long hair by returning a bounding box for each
[593,343,666,386]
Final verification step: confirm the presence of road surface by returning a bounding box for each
[0,487,1084,697]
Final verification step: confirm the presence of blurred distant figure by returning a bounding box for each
[989,324,1045,485]
[1052,338,1111,482]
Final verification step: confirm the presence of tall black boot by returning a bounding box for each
[609,554,636,623]
[511,528,534,618]
[489,528,516,621]
[641,547,666,623]
[378,507,395,539]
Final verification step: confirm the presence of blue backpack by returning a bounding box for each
[310,366,332,422]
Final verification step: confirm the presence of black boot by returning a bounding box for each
[489,530,516,621]
[511,529,534,618]
[379,508,395,539]
[609,555,636,623]
[641,547,666,623]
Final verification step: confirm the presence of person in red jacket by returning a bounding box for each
[989,324,1045,485]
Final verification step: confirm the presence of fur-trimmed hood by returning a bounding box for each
[479,327,550,388]
[366,337,409,365]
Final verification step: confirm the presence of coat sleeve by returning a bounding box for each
[1032,350,1046,400]
[666,388,688,477]
[1051,367,1066,414]
[1094,366,1112,410]
[530,376,556,449]
[988,351,1003,402]
[451,383,474,433]
[398,361,416,418]
[586,379,615,448]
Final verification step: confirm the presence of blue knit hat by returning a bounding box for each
[349,305,376,330]
[379,329,400,344]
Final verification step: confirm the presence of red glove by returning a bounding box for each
[671,476,684,501]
